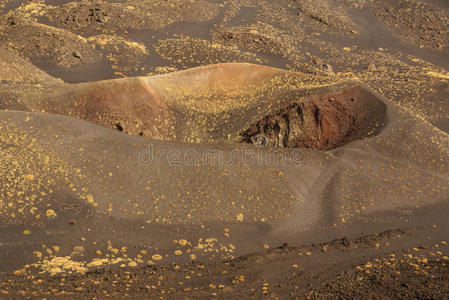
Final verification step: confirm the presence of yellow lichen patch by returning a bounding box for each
[28,255,126,276]
[71,246,85,256]
[87,34,149,76]
[148,66,179,75]
[31,256,88,276]
[178,239,188,246]
[86,194,94,203]
[152,254,163,261]
[45,209,57,219]
[426,71,449,80]
[154,37,263,72]
[128,261,138,267]
[13,1,54,19]
[0,121,85,225]
[87,257,122,267]
[88,35,148,55]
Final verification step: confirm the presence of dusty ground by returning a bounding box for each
[0,0,449,299]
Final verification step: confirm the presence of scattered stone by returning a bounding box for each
[321,63,334,74]
[342,237,351,247]
[312,56,324,65]
[367,62,376,71]
[72,51,81,59]
[250,134,275,147]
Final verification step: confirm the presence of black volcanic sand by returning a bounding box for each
[1,0,449,298]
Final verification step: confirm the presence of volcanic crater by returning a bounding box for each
[240,86,387,150]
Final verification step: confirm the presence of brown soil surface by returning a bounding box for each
[374,0,449,52]
[1,0,449,299]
